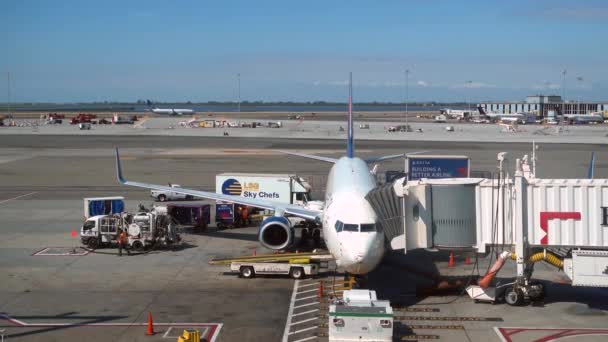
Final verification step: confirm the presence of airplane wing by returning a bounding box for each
[115,148,322,222]
[365,151,428,164]
[275,150,337,163]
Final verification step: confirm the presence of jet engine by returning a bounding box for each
[258,216,293,250]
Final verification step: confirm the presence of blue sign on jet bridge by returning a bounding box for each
[407,155,470,180]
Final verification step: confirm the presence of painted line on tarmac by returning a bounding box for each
[295,295,318,302]
[290,317,318,326]
[0,314,222,342]
[292,309,318,317]
[289,326,317,335]
[297,288,319,294]
[282,279,300,342]
[292,336,317,342]
[0,192,37,205]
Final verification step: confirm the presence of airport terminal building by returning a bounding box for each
[477,95,608,118]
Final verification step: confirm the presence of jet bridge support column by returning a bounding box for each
[514,159,529,282]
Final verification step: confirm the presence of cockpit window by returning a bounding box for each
[360,223,376,232]
[335,220,343,232]
[343,224,359,232]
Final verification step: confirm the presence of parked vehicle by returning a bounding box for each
[151,184,194,202]
[388,124,412,132]
[167,203,210,230]
[231,261,319,279]
[215,173,322,209]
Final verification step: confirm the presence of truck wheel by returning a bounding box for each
[87,237,99,249]
[240,266,255,279]
[157,195,167,202]
[290,267,305,279]
[505,287,524,306]
[131,241,144,251]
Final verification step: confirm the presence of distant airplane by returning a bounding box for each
[563,112,605,124]
[439,108,475,119]
[477,106,536,124]
[117,74,419,275]
[146,100,194,116]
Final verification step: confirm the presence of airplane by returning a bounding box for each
[146,100,195,116]
[116,74,416,275]
[563,112,605,124]
[477,106,536,124]
[439,108,475,120]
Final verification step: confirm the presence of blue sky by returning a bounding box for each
[1,0,607,102]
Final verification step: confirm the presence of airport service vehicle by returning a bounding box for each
[84,197,125,219]
[112,113,134,124]
[564,112,605,124]
[329,290,393,342]
[215,173,322,209]
[79,122,91,130]
[387,124,412,132]
[80,210,179,250]
[440,108,476,119]
[151,184,194,202]
[166,203,210,229]
[434,115,447,123]
[230,261,319,279]
[116,73,415,275]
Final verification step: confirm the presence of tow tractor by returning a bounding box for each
[210,251,333,279]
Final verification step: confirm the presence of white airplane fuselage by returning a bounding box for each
[321,156,385,274]
[151,108,194,115]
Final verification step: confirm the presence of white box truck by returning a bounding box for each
[215,173,322,209]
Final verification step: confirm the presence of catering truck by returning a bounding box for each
[215,173,322,209]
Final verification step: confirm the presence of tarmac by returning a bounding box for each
[0,132,607,341]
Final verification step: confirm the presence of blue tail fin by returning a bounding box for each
[347,72,354,158]
[588,152,595,179]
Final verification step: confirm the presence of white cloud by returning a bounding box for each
[530,82,561,90]
[451,82,496,89]
[417,80,429,87]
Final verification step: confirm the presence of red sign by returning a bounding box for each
[539,211,581,245]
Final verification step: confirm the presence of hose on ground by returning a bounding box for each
[478,250,563,288]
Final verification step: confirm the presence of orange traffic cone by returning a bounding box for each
[465,256,471,265]
[318,281,324,299]
[448,252,455,268]
[146,312,155,336]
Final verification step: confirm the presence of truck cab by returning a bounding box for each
[81,215,121,248]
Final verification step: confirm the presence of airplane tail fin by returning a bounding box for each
[588,152,595,179]
[347,72,354,158]
[146,99,152,107]
[477,106,486,115]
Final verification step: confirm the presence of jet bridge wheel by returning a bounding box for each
[505,287,524,306]
[240,266,255,279]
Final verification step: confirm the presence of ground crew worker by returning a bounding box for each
[117,228,130,256]
[241,206,249,226]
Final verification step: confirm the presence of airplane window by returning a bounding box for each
[343,224,359,232]
[360,224,376,232]
[335,220,343,232]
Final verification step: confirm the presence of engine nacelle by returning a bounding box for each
[258,216,293,250]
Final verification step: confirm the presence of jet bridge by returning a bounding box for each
[367,152,608,304]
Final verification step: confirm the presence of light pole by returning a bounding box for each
[561,69,567,115]
[237,73,241,113]
[465,80,472,113]
[6,72,10,115]
[404,69,409,126]
[576,76,583,114]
